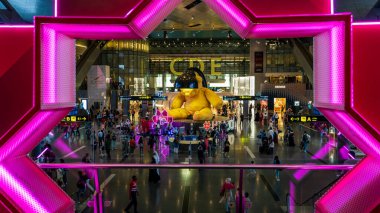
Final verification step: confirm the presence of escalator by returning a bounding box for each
[0,0,26,24]
[290,38,313,86]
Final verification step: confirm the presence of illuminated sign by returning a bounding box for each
[275,85,286,89]
[223,96,268,101]
[169,58,222,76]
[120,96,168,101]
[289,115,327,122]
[62,116,88,122]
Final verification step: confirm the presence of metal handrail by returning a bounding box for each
[38,163,354,170]
[300,176,341,206]
[39,163,353,213]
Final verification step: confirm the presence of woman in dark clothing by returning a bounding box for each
[148,157,160,183]
[224,139,230,158]
[288,130,295,146]
[197,142,205,164]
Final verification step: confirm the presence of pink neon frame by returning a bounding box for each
[1,0,380,212]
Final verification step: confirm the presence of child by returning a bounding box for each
[244,192,252,213]
[247,161,257,177]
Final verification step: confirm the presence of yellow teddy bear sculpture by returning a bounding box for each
[168,67,223,120]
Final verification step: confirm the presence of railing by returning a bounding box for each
[39,163,353,170]
[300,176,341,206]
[286,175,342,212]
[38,163,353,213]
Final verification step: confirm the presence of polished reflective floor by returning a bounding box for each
[37,118,357,213]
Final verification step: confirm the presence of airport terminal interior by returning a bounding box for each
[1,0,380,213]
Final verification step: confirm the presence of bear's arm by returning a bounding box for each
[171,92,185,109]
[203,88,223,109]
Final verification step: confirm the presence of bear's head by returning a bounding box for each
[174,67,207,98]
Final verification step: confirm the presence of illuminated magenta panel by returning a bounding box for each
[0,109,70,162]
[57,0,145,17]
[316,157,380,213]
[203,0,253,38]
[41,25,76,109]
[129,0,181,37]
[314,24,346,109]
[352,24,380,138]
[1,0,380,212]
[45,24,139,39]
[237,0,332,16]
[247,21,342,38]
[315,109,380,211]
[0,157,73,212]
[318,109,380,164]
[0,109,73,212]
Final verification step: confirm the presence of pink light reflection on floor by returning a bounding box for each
[293,137,336,181]
[55,135,79,159]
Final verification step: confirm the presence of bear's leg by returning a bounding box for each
[168,108,189,119]
[193,108,213,121]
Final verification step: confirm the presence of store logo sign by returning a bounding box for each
[169,58,222,75]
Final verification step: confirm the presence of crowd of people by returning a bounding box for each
[31,99,343,212]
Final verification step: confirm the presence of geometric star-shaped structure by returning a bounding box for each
[152,110,173,127]
[0,0,380,212]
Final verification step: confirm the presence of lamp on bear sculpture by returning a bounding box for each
[174,67,207,96]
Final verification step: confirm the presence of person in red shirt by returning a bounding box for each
[219,178,235,213]
[124,175,138,213]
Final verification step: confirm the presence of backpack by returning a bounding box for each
[302,134,308,142]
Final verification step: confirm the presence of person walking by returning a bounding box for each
[274,156,281,181]
[120,133,129,161]
[76,171,89,203]
[219,178,235,213]
[138,137,144,157]
[197,142,205,164]
[247,160,256,177]
[86,128,91,140]
[111,132,117,150]
[130,137,136,156]
[240,113,244,126]
[97,130,104,147]
[301,131,311,153]
[224,139,230,158]
[268,136,274,155]
[149,152,160,183]
[124,175,139,213]
[105,131,112,160]
[244,192,253,213]
[81,153,91,163]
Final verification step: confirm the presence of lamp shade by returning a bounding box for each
[174,67,208,89]
[174,68,198,89]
